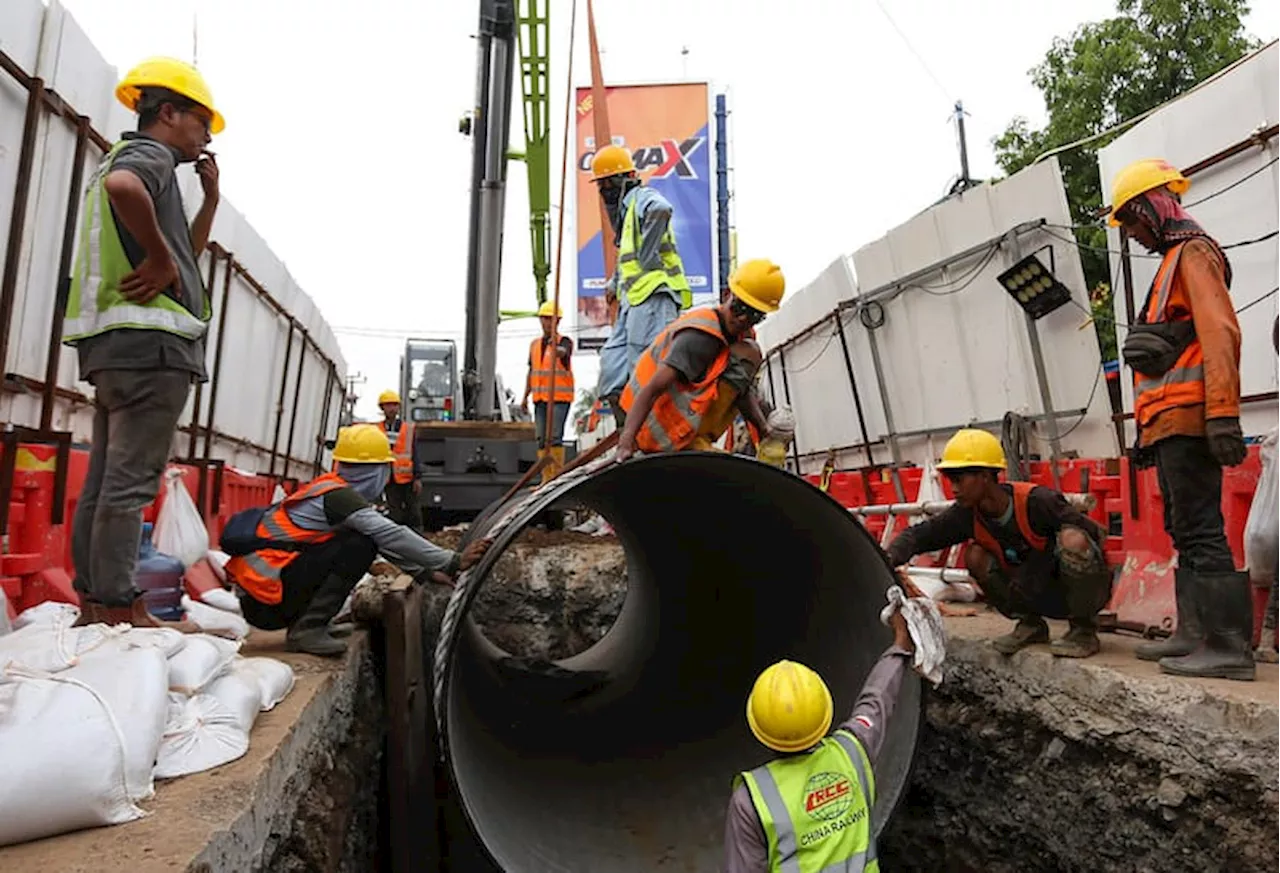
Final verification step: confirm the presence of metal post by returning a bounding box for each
[0,80,43,376]
[1010,229,1063,490]
[954,100,971,187]
[284,334,308,479]
[188,251,219,457]
[41,115,90,430]
[268,318,296,477]
[202,252,235,460]
[861,321,905,500]
[776,348,802,473]
[314,362,336,474]
[833,310,875,467]
[715,94,731,298]
[1118,230,1141,518]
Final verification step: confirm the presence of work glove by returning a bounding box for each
[1206,417,1248,467]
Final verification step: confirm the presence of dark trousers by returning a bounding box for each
[972,535,1109,621]
[1155,436,1235,573]
[384,480,419,530]
[238,531,377,631]
[533,400,570,447]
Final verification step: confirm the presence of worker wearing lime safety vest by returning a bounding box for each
[886,429,1111,658]
[1108,158,1252,682]
[616,259,783,463]
[222,425,490,656]
[375,390,418,530]
[522,301,575,448]
[724,605,919,873]
[590,145,692,427]
[67,58,223,632]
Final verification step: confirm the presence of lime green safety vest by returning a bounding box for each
[63,140,211,345]
[736,729,879,873]
[616,192,691,309]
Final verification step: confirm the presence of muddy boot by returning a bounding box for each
[286,575,352,657]
[1052,567,1108,658]
[130,598,200,633]
[1160,570,1256,682]
[1136,567,1204,661]
[72,599,104,627]
[1051,621,1101,658]
[991,616,1049,655]
[328,621,356,638]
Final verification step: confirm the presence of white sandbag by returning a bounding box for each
[0,670,144,846]
[1245,428,1279,584]
[182,595,250,640]
[200,586,242,615]
[203,670,262,732]
[167,634,241,694]
[152,468,210,568]
[155,692,250,779]
[65,646,170,801]
[0,621,83,672]
[206,549,231,583]
[0,590,11,636]
[12,600,78,631]
[233,656,296,711]
[117,626,188,659]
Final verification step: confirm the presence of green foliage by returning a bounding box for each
[994,0,1258,359]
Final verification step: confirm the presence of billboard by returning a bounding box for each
[575,82,714,350]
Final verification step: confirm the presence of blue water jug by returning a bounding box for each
[137,522,185,621]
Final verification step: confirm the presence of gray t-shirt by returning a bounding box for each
[664,314,757,395]
[75,132,208,383]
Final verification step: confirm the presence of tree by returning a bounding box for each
[571,386,598,431]
[994,0,1259,361]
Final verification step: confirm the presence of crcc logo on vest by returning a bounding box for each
[578,138,706,180]
[803,772,853,822]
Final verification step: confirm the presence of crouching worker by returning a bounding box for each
[616,259,785,462]
[886,428,1112,658]
[221,424,490,656]
[724,606,919,872]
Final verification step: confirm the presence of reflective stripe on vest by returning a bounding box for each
[619,307,730,453]
[1132,243,1206,428]
[529,337,575,403]
[378,420,415,485]
[738,729,878,873]
[971,482,1047,571]
[225,473,347,604]
[617,193,692,309]
[63,140,211,344]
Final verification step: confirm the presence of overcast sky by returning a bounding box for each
[55,0,1279,422]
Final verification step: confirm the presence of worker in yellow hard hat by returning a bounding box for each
[590,144,692,429]
[724,604,918,871]
[222,425,491,656]
[68,58,226,632]
[884,429,1111,658]
[374,390,418,530]
[1108,157,1251,681]
[616,259,783,462]
[521,301,575,449]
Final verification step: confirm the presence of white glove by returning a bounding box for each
[880,586,947,687]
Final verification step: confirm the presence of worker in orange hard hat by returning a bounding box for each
[886,429,1112,658]
[724,597,921,872]
[1109,157,1252,681]
[616,259,783,462]
[522,301,575,449]
[375,390,419,531]
[590,144,692,429]
[69,57,225,632]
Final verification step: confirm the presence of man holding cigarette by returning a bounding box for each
[65,57,223,629]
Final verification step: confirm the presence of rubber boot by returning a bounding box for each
[1135,567,1204,661]
[992,617,1049,655]
[286,575,353,657]
[1051,568,1109,659]
[72,599,104,627]
[1160,570,1256,681]
[328,622,356,638]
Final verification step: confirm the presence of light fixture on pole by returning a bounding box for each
[996,253,1071,320]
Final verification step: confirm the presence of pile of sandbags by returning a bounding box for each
[0,601,295,847]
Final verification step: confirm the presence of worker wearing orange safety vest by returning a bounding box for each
[886,429,1111,659]
[376,389,419,530]
[221,425,490,656]
[615,259,783,463]
[1109,158,1252,682]
[522,301,575,448]
[724,595,923,873]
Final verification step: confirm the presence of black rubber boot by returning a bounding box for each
[1159,570,1256,681]
[992,617,1049,655]
[1136,567,1204,661]
[1051,566,1109,659]
[286,575,354,657]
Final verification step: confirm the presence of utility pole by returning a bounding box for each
[948,99,977,196]
[343,371,366,426]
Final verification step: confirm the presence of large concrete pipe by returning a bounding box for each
[433,452,923,872]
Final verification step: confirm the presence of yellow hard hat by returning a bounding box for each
[936,428,1006,471]
[378,390,401,406]
[729,259,786,314]
[332,424,396,464]
[746,660,833,753]
[537,301,563,318]
[115,57,225,134]
[1108,158,1190,226]
[590,145,636,181]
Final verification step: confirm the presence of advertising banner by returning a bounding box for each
[575,82,714,350]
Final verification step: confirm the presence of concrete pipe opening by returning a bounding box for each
[434,453,923,872]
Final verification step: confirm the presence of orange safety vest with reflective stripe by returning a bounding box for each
[378,419,414,485]
[529,336,575,403]
[620,307,730,453]
[971,482,1047,571]
[225,473,348,605]
[1132,242,1205,429]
